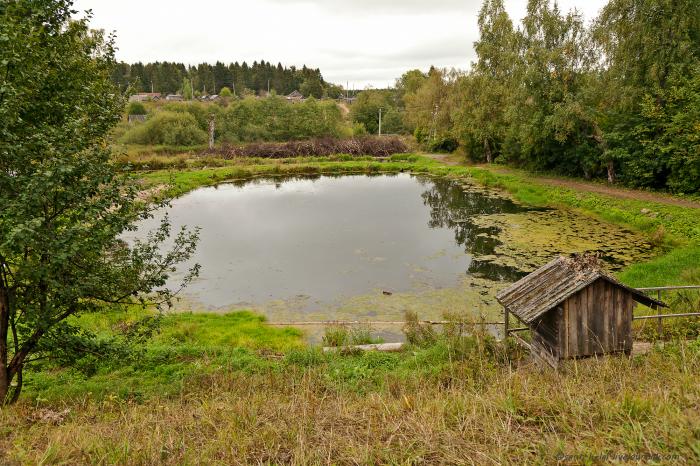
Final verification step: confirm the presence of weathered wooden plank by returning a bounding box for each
[555,306,563,359]
[588,280,605,354]
[588,283,595,350]
[563,299,569,359]
[624,293,634,352]
[578,289,586,356]
[581,285,589,355]
[598,282,613,352]
[591,282,604,353]
[613,288,620,351]
[323,343,404,353]
[531,338,559,369]
[569,295,578,357]
[608,282,616,350]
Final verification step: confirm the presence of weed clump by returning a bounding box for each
[402,310,437,346]
[322,324,383,347]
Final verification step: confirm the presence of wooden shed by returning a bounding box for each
[496,255,666,367]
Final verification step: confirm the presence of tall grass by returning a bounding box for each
[2,333,698,464]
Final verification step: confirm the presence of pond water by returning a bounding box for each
[134,173,655,339]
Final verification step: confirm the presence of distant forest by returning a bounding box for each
[110,60,342,98]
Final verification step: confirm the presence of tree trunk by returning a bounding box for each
[590,122,614,184]
[607,160,616,184]
[0,282,9,405]
[8,366,22,405]
[484,138,492,164]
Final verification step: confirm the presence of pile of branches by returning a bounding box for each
[209,137,408,159]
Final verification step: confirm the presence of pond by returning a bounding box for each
[134,173,655,340]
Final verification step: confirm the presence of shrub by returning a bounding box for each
[120,111,207,146]
[322,325,349,347]
[210,136,408,159]
[428,136,459,153]
[352,122,368,136]
[349,325,382,345]
[218,97,346,142]
[402,310,437,346]
[127,101,146,115]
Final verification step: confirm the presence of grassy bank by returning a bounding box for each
[1,308,698,463]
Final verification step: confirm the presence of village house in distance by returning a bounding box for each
[129,90,306,103]
[285,90,304,102]
[128,92,161,102]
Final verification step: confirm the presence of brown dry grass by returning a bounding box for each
[1,344,698,465]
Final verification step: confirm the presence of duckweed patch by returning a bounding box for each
[471,209,655,274]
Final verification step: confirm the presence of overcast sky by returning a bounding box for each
[74,0,608,88]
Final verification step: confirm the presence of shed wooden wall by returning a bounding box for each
[531,307,563,366]
[561,278,634,358]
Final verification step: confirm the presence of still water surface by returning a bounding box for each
[135,174,652,327]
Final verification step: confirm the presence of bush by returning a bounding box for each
[352,122,368,136]
[402,310,437,346]
[218,97,347,142]
[428,136,459,153]
[322,325,350,347]
[210,137,408,159]
[127,101,146,115]
[120,111,208,146]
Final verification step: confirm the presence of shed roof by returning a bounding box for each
[496,255,666,324]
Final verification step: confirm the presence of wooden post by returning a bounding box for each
[504,307,510,339]
[657,290,663,337]
[208,114,215,150]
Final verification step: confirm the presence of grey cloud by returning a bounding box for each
[320,35,474,67]
[266,0,481,14]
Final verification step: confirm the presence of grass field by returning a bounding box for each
[2,153,699,464]
[1,314,698,463]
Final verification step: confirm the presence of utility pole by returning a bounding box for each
[151,81,154,93]
[267,79,270,95]
[208,114,215,150]
[378,107,383,136]
[431,103,439,141]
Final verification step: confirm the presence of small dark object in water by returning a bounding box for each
[382,290,393,296]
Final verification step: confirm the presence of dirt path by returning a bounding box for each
[424,152,461,166]
[423,153,700,209]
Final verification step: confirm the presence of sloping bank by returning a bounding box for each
[139,154,700,287]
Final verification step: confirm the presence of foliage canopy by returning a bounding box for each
[0,0,199,404]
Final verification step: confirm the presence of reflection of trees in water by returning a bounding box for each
[226,173,400,190]
[419,176,531,282]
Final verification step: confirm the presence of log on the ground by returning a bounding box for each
[323,342,405,353]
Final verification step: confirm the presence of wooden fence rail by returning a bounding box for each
[268,286,699,340]
[635,285,700,335]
